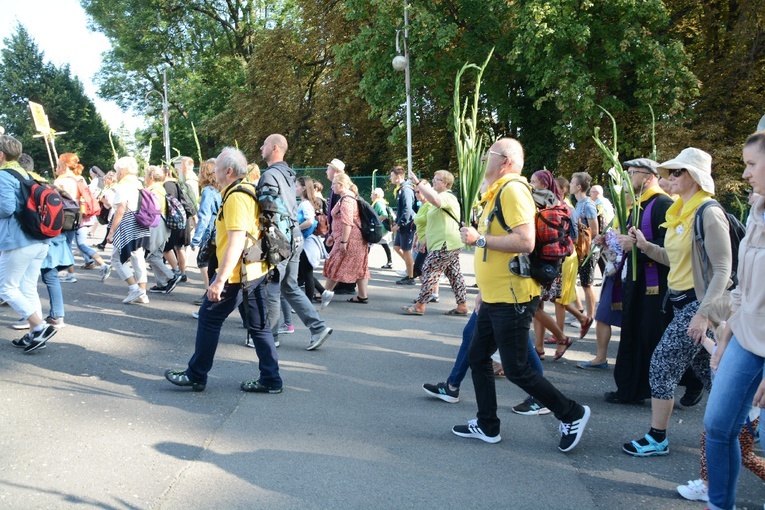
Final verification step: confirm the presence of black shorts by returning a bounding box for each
[165,224,191,251]
[578,252,598,287]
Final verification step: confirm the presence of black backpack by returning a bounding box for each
[694,199,746,289]
[343,196,384,244]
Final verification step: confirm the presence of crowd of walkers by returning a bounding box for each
[1,130,764,509]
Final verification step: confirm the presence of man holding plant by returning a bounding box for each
[604,158,673,405]
[452,137,591,452]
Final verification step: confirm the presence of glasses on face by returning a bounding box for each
[669,168,688,178]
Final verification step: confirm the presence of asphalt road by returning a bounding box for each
[1,234,763,509]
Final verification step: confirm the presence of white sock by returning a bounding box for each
[129,284,140,292]
[31,324,44,333]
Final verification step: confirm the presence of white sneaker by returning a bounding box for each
[123,288,148,304]
[60,274,77,283]
[278,324,295,334]
[100,264,112,282]
[192,311,199,319]
[307,327,332,351]
[11,318,30,330]
[395,269,408,277]
[320,290,334,310]
[676,479,709,502]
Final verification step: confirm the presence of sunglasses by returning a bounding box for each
[669,168,688,178]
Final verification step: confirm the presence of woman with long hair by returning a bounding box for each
[54,152,109,281]
[296,176,326,302]
[190,159,221,304]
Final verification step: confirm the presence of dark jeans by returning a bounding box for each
[448,311,543,388]
[187,275,281,387]
[298,250,324,301]
[469,298,579,436]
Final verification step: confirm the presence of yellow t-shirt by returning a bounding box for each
[475,175,540,303]
[215,183,268,284]
[147,182,167,216]
[663,191,710,291]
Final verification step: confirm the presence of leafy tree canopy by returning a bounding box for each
[0,24,121,178]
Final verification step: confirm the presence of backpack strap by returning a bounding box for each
[486,179,532,234]
[693,199,716,280]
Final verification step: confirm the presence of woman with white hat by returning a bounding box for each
[621,147,732,457]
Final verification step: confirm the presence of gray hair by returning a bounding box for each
[495,138,525,172]
[0,135,22,161]
[145,165,165,182]
[114,156,138,175]
[18,153,34,171]
[216,147,248,177]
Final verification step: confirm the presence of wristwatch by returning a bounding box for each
[475,235,487,248]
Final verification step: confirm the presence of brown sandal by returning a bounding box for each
[554,336,574,361]
[536,348,546,361]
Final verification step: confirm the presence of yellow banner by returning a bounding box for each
[28,101,51,134]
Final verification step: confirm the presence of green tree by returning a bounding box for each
[0,24,121,177]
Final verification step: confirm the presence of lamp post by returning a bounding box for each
[145,68,171,164]
[393,1,413,176]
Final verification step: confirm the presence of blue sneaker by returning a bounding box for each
[623,433,669,457]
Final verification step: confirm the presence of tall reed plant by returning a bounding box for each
[454,49,493,225]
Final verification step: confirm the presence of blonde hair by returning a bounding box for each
[434,170,454,189]
[247,163,261,183]
[199,158,217,189]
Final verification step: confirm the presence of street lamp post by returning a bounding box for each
[393,1,413,176]
[145,68,171,164]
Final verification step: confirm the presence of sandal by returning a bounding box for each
[401,305,424,315]
[622,434,669,457]
[544,334,557,344]
[580,317,594,338]
[553,336,574,361]
[536,348,546,361]
[347,296,369,304]
[444,308,468,316]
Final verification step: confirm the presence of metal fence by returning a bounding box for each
[292,167,397,205]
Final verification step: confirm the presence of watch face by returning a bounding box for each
[476,236,486,247]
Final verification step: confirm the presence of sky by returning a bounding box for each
[0,0,144,133]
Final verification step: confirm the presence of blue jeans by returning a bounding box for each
[40,267,65,318]
[448,311,542,388]
[66,227,96,264]
[267,239,328,341]
[704,336,765,510]
[187,275,281,387]
[469,298,579,436]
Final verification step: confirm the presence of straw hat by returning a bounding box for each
[623,158,659,175]
[657,147,714,195]
[327,158,345,173]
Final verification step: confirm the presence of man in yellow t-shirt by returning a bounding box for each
[165,147,282,394]
[453,137,591,452]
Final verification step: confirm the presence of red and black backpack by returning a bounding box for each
[3,168,67,239]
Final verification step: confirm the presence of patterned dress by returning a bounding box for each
[322,193,370,283]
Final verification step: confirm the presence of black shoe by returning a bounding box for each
[96,243,106,250]
[12,334,31,348]
[680,388,704,407]
[240,379,282,393]
[179,274,188,283]
[604,391,644,405]
[381,262,393,269]
[422,382,459,403]
[396,277,416,285]
[24,325,57,353]
[165,369,206,391]
[149,284,168,293]
[164,275,180,294]
[558,405,591,452]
